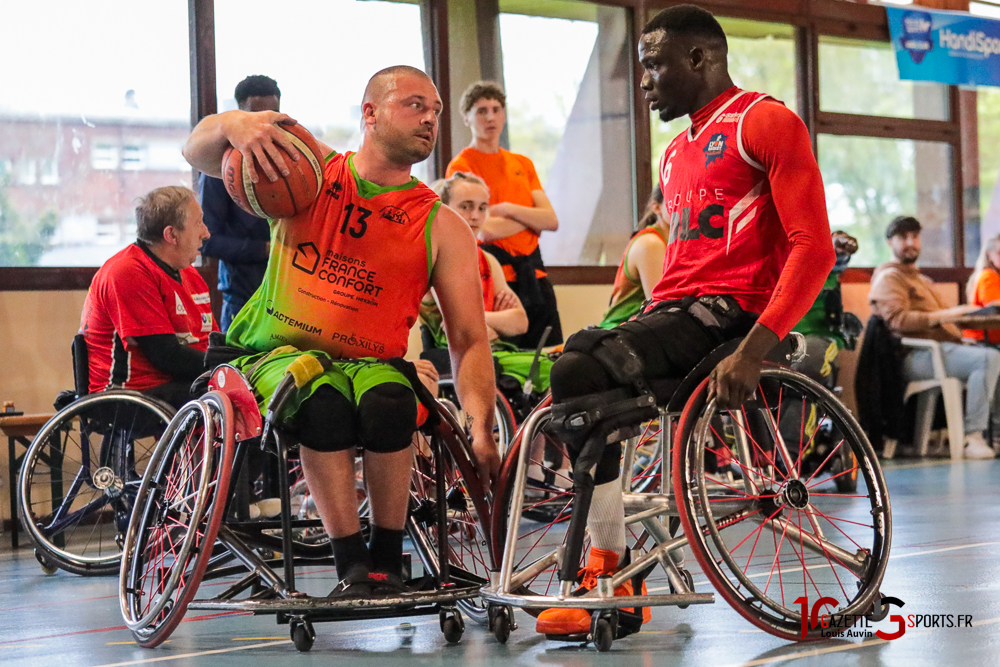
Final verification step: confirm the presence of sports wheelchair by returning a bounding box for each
[481,334,892,651]
[118,355,495,651]
[17,334,176,575]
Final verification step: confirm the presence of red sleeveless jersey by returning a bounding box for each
[228,152,441,359]
[651,89,787,315]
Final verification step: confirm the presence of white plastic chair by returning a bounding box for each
[900,338,965,460]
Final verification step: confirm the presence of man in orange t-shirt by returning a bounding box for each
[446,81,563,348]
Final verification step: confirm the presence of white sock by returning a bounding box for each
[587,480,626,562]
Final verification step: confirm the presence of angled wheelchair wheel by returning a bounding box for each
[494,390,517,458]
[624,417,665,494]
[409,403,495,625]
[491,396,592,605]
[18,391,174,576]
[673,366,891,640]
[119,392,235,647]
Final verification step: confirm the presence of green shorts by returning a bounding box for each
[232,349,415,421]
[492,346,553,394]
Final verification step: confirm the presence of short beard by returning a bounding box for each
[374,130,434,167]
[898,254,918,265]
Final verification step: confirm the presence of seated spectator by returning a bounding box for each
[422,173,553,400]
[447,81,563,349]
[791,230,860,390]
[80,186,216,409]
[198,74,279,331]
[964,234,1000,344]
[868,215,998,459]
[598,185,667,330]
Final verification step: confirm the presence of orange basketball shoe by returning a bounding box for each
[535,546,651,637]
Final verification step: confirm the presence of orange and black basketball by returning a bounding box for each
[222,123,324,219]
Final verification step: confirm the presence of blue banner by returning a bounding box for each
[887,6,1000,87]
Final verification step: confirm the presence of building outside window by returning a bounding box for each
[0,0,192,267]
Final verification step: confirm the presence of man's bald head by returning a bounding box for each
[359,65,441,167]
[363,65,433,105]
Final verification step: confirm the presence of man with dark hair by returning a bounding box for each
[869,215,998,459]
[447,80,563,349]
[198,75,281,330]
[533,3,836,637]
[183,65,499,596]
[235,75,280,109]
[81,186,215,408]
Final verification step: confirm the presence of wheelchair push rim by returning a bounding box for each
[18,391,174,575]
[119,392,235,645]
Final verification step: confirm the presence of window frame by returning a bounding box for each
[0,0,972,289]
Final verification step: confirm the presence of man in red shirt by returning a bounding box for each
[535,4,835,637]
[81,185,215,408]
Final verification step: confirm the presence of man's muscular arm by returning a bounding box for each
[709,101,836,409]
[431,207,500,486]
[183,110,300,182]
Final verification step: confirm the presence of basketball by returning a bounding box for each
[222,123,325,219]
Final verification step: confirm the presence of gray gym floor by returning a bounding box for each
[1,458,998,667]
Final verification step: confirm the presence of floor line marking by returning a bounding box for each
[91,619,437,667]
[718,615,1000,667]
[92,640,291,667]
[1,593,119,612]
[0,612,242,646]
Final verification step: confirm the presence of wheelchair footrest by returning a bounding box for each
[478,588,714,610]
[187,585,481,614]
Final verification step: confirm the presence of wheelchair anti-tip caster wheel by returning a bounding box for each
[675,568,695,609]
[34,550,58,575]
[866,591,890,622]
[439,607,465,644]
[290,617,315,652]
[589,610,617,653]
[489,604,515,644]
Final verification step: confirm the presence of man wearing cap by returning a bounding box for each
[869,215,999,459]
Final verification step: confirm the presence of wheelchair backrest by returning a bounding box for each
[72,333,89,399]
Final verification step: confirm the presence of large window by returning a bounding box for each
[819,136,954,267]
[816,35,958,266]
[650,18,797,188]
[215,0,428,184]
[499,1,634,266]
[0,1,191,267]
[819,37,949,121]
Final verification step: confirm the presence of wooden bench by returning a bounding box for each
[1,412,56,549]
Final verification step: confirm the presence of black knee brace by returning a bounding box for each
[357,382,417,453]
[295,385,357,452]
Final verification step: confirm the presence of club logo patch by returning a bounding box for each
[380,206,410,225]
[175,293,187,315]
[704,133,727,167]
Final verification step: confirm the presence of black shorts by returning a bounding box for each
[551,296,758,403]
